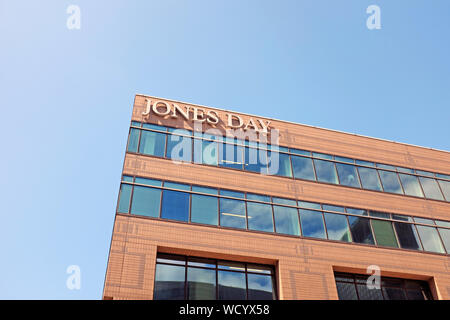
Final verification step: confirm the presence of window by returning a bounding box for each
[130,185,161,217]
[334,272,433,300]
[127,128,140,153]
[438,180,450,201]
[244,147,268,174]
[220,198,246,229]
[378,170,403,194]
[139,130,166,157]
[117,184,132,214]
[415,225,445,253]
[219,143,244,170]
[313,159,338,184]
[161,190,190,222]
[393,222,422,250]
[268,152,292,177]
[299,209,326,239]
[419,177,444,201]
[246,202,274,232]
[371,220,398,248]
[324,213,351,242]
[348,216,375,245]
[399,174,424,197]
[335,163,360,188]
[166,133,192,162]
[193,134,218,165]
[273,206,300,236]
[190,194,218,226]
[291,156,316,181]
[438,228,450,254]
[154,254,277,300]
[358,167,382,191]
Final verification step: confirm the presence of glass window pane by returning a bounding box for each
[378,171,403,194]
[247,274,275,300]
[376,163,397,171]
[382,287,406,300]
[356,284,384,300]
[291,156,316,181]
[220,198,246,229]
[161,190,189,222]
[268,152,292,177]
[398,174,424,197]
[436,173,450,180]
[358,167,382,191]
[336,282,358,300]
[438,228,450,253]
[290,148,310,156]
[406,289,426,300]
[336,163,361,188]
[393,222,422,250]
[298,201,321,210]
[416,225,445,253]
[153,264,185,300]
[127,128,140,153]
[437,180,450,201]
[130,186,161,217]
[247,264,273,275]
[346,208,368,216]
[192,186,218,195]
[122,175,133,182]
[157,253,185,265]
[312,152,333,160]
[143,123,166,131]
[371,220,398,248]
[244,147,268,174]
[314,159,338,184]
[324,213,351,242]
[187,267,216,300]
[166,134,192,162]
[348,216,375,245]
[435,220,450,227]
[419,177,444,200]
[191,194,218,226]
[219,143,243,170]
[220,190,245,199]
[218,271,246,300]
[117,184,132,213]
[247,202,274,232]
[164,181,190,191]
[413,217,434,225]
[273,206,300,236]
[355,160,374,167]
[131,121,141,127]
[246,193,271,202]
[416,170,434,177]
[135,177,162,187]
[187,257,216,268]
[334,156,354,164]
[272,197,296,206]
[299,209,326,239]
[322,205,345,213]
[193,137,218,165]
[139,130,166,157]
[218,261,245,271]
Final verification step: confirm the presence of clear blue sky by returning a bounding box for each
[0,1,449,299]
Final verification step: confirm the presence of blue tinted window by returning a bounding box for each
[219,143,244,170]
[291,156,316,181]
[244,147,268,174]
[117,184,132,213]
[246,202,273,232]
[143,123,167,131]
[399,174,424,197]
[135,177,162,187]
[290,149,311,156]
[336,163,361,188]
[164,182,190,191]
[193,137,218,165]
[139,130,166,157]
[247,274,275,300]
[357,167,382,191]
[334,156,354,164]
[322,205,345,213]
[161,190,190,222]
[130,186,161,217]
[220,190,245,199]
[324,213,351,242]
[246,193,271,202]
[166,134,192,162]
[273,206,300,236]
[192,186,218,195]
[378,171,403,194]
[191,194,218,225]
[220,198,246,229]
[314,160,338,184]
[298,201,321,210]
[218,271,246,300]
[299,209,326,239]
[268,152,292,177]
[272,197,296,206]
[312,152,333,160]
[127,128,140,153]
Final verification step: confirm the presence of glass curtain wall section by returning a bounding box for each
[153,254,277,300]
[127,123,450,203]
[118,176,450,255]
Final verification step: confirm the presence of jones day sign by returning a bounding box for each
[142,99,272,133]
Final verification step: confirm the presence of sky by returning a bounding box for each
[0,0,449,299]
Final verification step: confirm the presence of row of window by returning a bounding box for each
[117,176,450,255]
[154,254,276,300]
[126,122,450,203]
[335,272,432,300]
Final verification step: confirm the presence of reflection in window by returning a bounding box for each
[244,147,268,174]
[220,198,246,229]
[187,267,216,300]
[247,273,275,300]
[268,152,292,177]
[438,180,450,201]
[378,170,403,194]
[299,209,326,239]
[139,130,166,157]
[191,194,218,225]
[348,216,375,244]
[117,184,132,214]
[218,271,246,300]
[291,156,316,181]
[130,186,161,217]
[313,160,338,184]
[127,128,140,153]
[393,222,422,250]
[335,163,361,188]
[273,206,300,236]
[193,136,218,165]
[358,167,382,191]
[324,213,351,242]
[419,177,444,201]
[438,228,450,254]
[416,225,445,253]
[399,174,424,197]
[161,190,189,222]
[246,202,274,232]
[219,143,244,170]
[154,264,185,300]
[166,134,192,162]
[371,220,398,248]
